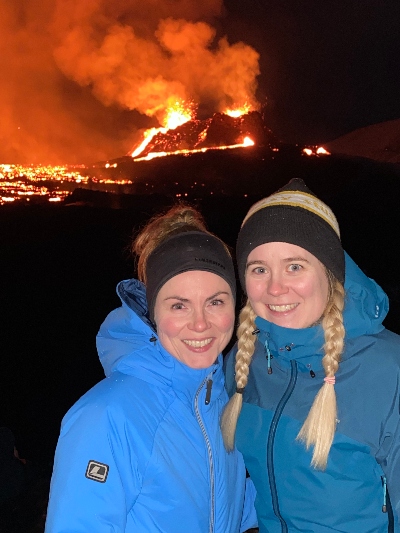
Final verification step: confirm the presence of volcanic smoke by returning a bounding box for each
[0,0,260,164]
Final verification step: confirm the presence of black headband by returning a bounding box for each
[146,231,236,323]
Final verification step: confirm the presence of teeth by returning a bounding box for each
[183,338,213,348]
[268,304,298,312]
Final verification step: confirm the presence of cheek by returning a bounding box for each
[216,311,235,333]
[245,277,262,301]
[305,278,329,310]
[156,316,183,338]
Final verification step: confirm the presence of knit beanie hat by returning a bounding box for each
[236,178,345,292]
[146,231,236,323]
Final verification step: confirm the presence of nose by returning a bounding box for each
[188,308,210,332]
[266,272,288,296]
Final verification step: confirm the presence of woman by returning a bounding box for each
[45,205,257,533]
[222,178,400,532]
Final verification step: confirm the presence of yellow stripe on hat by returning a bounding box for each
[242,190,340,238]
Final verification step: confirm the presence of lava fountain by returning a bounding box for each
[130,100,258,161]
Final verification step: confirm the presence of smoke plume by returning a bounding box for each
[0,0,260,164]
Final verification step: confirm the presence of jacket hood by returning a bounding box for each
[342,252,388,337]
[253,252,388,372]
[96,278,224,398]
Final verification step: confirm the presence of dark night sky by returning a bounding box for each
[223,0,400,143]
[1,0,400,163]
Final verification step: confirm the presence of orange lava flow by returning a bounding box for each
[131,101,256,160]
[303,146,330,156]
[130,100,195,158]
[134,136,255,162]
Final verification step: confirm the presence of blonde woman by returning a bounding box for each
[222,178,400,532]
[45,205,256,533]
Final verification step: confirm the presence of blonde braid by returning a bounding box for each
[221,300,257,450]
[297,277,345,469]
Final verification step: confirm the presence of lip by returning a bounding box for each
[182,337,214,352]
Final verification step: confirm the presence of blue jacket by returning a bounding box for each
[45,279,256,533]
[225,254,400,533]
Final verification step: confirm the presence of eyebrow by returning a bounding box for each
[164,291,230,302]
[247,257,310,267]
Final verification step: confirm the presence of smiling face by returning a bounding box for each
[154,270,235,369]
[245,242,330,329]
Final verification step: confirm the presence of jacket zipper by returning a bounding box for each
[384,479,394,533]
[194,375,215,533]
[267,359,298,533]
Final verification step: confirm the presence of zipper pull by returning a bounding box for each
[307,364,315,378]
[205,379,213,405]
[265,340,273,374]
[382,476,387,513]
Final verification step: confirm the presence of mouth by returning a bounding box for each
[182,338,213,348]
[267,303,299,312]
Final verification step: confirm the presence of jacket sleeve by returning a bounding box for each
[45,399,140,533]
[381,412,400,525]
[240,476,258,532]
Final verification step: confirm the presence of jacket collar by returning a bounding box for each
[255,316,325,372]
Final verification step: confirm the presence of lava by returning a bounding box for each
[0,164,131,205]
[131,100,196,158]
[130,103,261,161]
[225,103,252,118]
[303,146,331,156]
[134,136,255,162]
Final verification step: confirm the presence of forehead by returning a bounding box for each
[247,242,317,262]
[158,270,231,295]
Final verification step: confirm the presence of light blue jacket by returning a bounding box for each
[45,279,257,533]
[225,254,400,532]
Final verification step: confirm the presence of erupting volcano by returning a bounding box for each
[130,101,273,161]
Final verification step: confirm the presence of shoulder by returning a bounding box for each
[61,371,174,438]
[223,344,238,396]
[376,328,400,347]
[344,329,400,386]
[374,328,400,369]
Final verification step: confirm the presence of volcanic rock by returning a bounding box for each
[326,118,400,164]
[137,111,274,157]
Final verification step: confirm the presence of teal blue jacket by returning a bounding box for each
[225,254,400,532]
[45,279,257,533]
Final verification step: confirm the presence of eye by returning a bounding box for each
[171,302,186,310]
[209,298,224,306]
[252,266,267,274]
[288,263,302,272]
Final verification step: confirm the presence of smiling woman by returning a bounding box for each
[245,242,330,329]
[155,270,235,369]
[222,178,400,533]
[44,204,257,533]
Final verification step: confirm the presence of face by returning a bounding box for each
[154,271,235,369]
[245,242,329,329]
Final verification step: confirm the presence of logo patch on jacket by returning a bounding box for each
[85,460,109,483]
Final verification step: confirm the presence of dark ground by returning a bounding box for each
[1,152,400,531]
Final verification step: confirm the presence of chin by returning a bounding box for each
[184,354,218,370]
